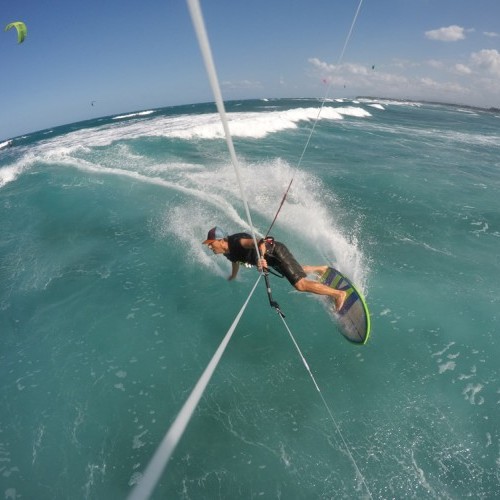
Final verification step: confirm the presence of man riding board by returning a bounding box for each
[202,226,346,311]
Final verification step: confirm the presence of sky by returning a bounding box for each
[1,0,500,140]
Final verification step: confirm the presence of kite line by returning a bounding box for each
[129,0,370,498]
[266,0,365,235]
[128,276,262,500]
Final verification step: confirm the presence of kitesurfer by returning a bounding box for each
[202,227,346,311]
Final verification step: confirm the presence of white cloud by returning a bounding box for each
[308,58,372,76]
[454,63,472,75]
[417,77,467,94]
[390,58,420,70]
[426,59,444,69]
[425,25,466,42]
[342,63,371,76]
[307,56,476,104]
[308,57,336,73]
[483,31,499,38]
[471,49,500,77]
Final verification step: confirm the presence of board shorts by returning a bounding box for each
[266,241,306,286]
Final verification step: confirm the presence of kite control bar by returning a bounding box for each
[257,237,285,318]
[263,269,285,318]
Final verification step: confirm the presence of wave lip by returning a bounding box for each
[156,105,372,140]
[0,165,23,188]
[112,110,156,120]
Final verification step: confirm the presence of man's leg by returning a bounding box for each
[294,277,346,311]
[302,265,328,276]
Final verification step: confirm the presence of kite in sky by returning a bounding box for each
[4,21,27,44]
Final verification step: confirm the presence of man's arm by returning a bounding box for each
[239,238,266,254]
[239,238,256,249]
[228,261,240,281]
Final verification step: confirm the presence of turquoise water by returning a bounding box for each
[1,98,499,498]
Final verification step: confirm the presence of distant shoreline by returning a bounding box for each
[357,96,500,114]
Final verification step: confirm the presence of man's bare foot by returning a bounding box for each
[335,290,347,312]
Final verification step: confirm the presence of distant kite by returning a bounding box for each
[4,21,27,44]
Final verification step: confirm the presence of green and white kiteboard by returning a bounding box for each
[319,267,371,344]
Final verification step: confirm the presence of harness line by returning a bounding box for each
[128,276,262,500]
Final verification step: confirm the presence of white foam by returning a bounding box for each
[152,105,371,140]
[463,383,484,405]
[36,141,369,290]
[1,146,44,188]
[113,110,155,120]
[2,106,371,289]
[438,361,456,373]
[159,157,369,290]
[23,105,372,150]
[360,98,423,108]
[432,342,455,357]
[0,165,23,188]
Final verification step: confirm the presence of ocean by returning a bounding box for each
[1,98,499,499]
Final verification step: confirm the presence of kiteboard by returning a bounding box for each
[319,267,371,344]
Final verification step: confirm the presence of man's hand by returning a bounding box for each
[257,257,268,271]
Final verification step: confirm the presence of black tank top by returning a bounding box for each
[224,233,257,264]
